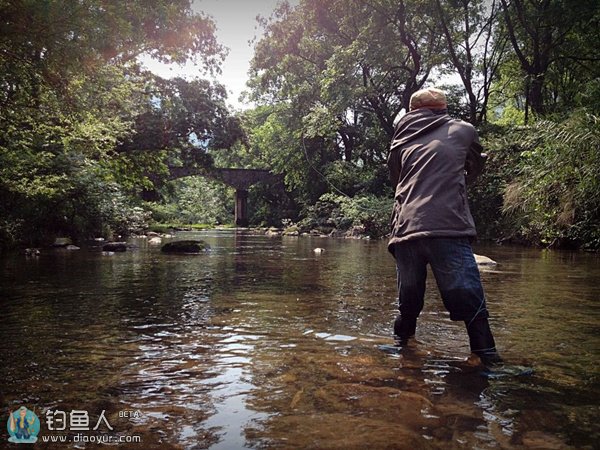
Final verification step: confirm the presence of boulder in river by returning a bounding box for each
[474,254,497,266]
[102,242,128,252]
[52,237,72,247]
[265,227,282,237]
[161,240,210,254]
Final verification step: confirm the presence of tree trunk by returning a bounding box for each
[528,74,545,116]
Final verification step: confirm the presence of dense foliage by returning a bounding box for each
[240,0,600,249]
[501,113,600,249]
[0,0,238,247]
[1,0,599,250]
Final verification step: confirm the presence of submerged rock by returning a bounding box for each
[161,240,210,254]
[521,431,568,449]
[102,242,127,252]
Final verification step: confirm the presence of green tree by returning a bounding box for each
[498,0,599,120]
[0,0,224,247]
[118,76,244,196]
[149,176,234,225]
[434,0,508,125]
[247,0,444,214]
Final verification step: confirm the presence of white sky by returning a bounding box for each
[140,0,293,111]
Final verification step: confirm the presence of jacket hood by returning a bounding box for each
[390,108,451,150]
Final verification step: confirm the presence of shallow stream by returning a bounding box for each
[1,231,598,448]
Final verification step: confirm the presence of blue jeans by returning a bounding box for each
[393,237,488,322]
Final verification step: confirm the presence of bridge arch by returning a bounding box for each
[166,167,281,227]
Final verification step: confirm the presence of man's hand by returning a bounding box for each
[465,143,487,185]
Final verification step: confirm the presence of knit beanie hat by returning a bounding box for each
[409,88,447,111]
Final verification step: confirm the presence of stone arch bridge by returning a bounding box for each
[166,166,282,227]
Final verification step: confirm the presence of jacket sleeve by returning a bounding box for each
[387,148,401,188]
[465,133,487,185]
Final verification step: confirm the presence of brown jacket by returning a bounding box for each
[387,108,486,254]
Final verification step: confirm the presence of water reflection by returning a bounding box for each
[0,231,598,448]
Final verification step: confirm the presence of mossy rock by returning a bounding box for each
[282,226,300,236]
[161,240,210,254]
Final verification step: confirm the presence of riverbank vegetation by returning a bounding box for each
[1,0,599,251]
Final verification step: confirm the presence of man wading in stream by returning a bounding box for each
[387,87,502,367]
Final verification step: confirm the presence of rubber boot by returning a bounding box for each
[394,315,417,343]
[465,317,503,367]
